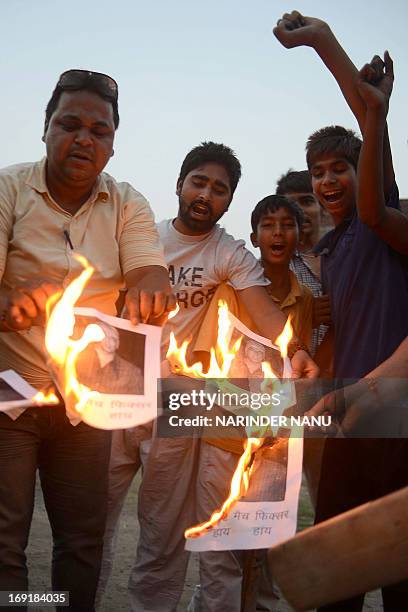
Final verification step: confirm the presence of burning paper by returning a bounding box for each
[165,300,303,549]
[186,428,303,551]
[44,255,161,429]
[0,369,59,419]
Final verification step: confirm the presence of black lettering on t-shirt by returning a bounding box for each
[190,290,206,307]
[168,265,175,285]
[176,290,189,308]
[191,267,204,287]
[177,267,191,285]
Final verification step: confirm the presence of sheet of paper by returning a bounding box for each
[186,429,303,551]
[53,307,163,429]
[183,312,303,551]
[0,370,43,418]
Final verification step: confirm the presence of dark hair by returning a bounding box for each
[276,169,312,195]
[44,76,120,134]
[178,141,242,195]
[251,195,304,234]
[306,125,362,170]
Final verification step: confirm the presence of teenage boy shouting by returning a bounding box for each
[275,11,408,611]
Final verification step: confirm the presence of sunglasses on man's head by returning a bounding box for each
[57,69,118,100]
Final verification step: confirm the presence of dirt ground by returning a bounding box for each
[27,476,383,612]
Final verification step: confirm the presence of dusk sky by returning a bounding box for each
[1,0,407,250]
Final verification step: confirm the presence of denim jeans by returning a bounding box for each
[0,405,111,611]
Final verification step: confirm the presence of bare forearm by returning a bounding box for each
[313,26,366,129]
[312,26,394,195]
[357,107,386,227]
[369,336,408,378]
[358,109,408,253]
[238,286,287,344]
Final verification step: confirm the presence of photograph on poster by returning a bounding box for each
[71,307,162,429]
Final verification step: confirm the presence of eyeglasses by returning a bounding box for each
[57,69,118,100]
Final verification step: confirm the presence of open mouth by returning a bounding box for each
[322,190,343,204]
[270,244,286,255]
[190,203,211,219]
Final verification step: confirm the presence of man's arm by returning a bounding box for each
[124,265,176,325]
[356,53,408,254]
[305,335,408,434]
[273,11,395,198]
[238,285,319,379]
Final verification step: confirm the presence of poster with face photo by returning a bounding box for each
[225,311,289,381]
[185,311,303,552]
[56,307,163,430]
[186,429,303,552]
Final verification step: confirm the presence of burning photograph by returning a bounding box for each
[228,331,283,383]
[60,307,163,430]
[75,318,145,396]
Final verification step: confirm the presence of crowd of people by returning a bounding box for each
[0,9,407,612]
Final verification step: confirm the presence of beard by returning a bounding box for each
[177,194,222,233]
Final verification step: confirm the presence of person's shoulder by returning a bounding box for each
[100,171,150,208]
[0,161,43,202]
[0,160,38,182]
[213,225,248,251]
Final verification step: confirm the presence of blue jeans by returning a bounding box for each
[0,405,111,611]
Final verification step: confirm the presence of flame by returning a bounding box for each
[170,306,295,539]
[185,437,262,538]
[275,314,293,360]
[32,390,59,405]
[166,300,242,378]
[167,303,180,320]
[45,254,105,414]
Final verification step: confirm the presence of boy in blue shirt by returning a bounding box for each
[275,11,408,612]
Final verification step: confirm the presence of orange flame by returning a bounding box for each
[32,390,59,405]
[275,314,293,360]
[170,306,295,539]
[167,303,180,320]
[166,300,242,378]
[185,437,262,538]
[45,254,105,414]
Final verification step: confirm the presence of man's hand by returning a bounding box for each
[0,282,61,331]
[124,266,176,326]
[305,379,390,435]
[313,294,331,327]
[273,11,329,49]
[290,349,319,379]
[357,52,394,113]
[125,288,177,326]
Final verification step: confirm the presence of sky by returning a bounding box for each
[1,0,407,251]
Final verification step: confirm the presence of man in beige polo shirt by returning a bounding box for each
[0,70,173,611]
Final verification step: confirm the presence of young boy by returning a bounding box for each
[275,11,408,611]
[250,194,314,349]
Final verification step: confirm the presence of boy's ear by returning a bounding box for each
[250,232,258,248]
[176,178,182,196]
